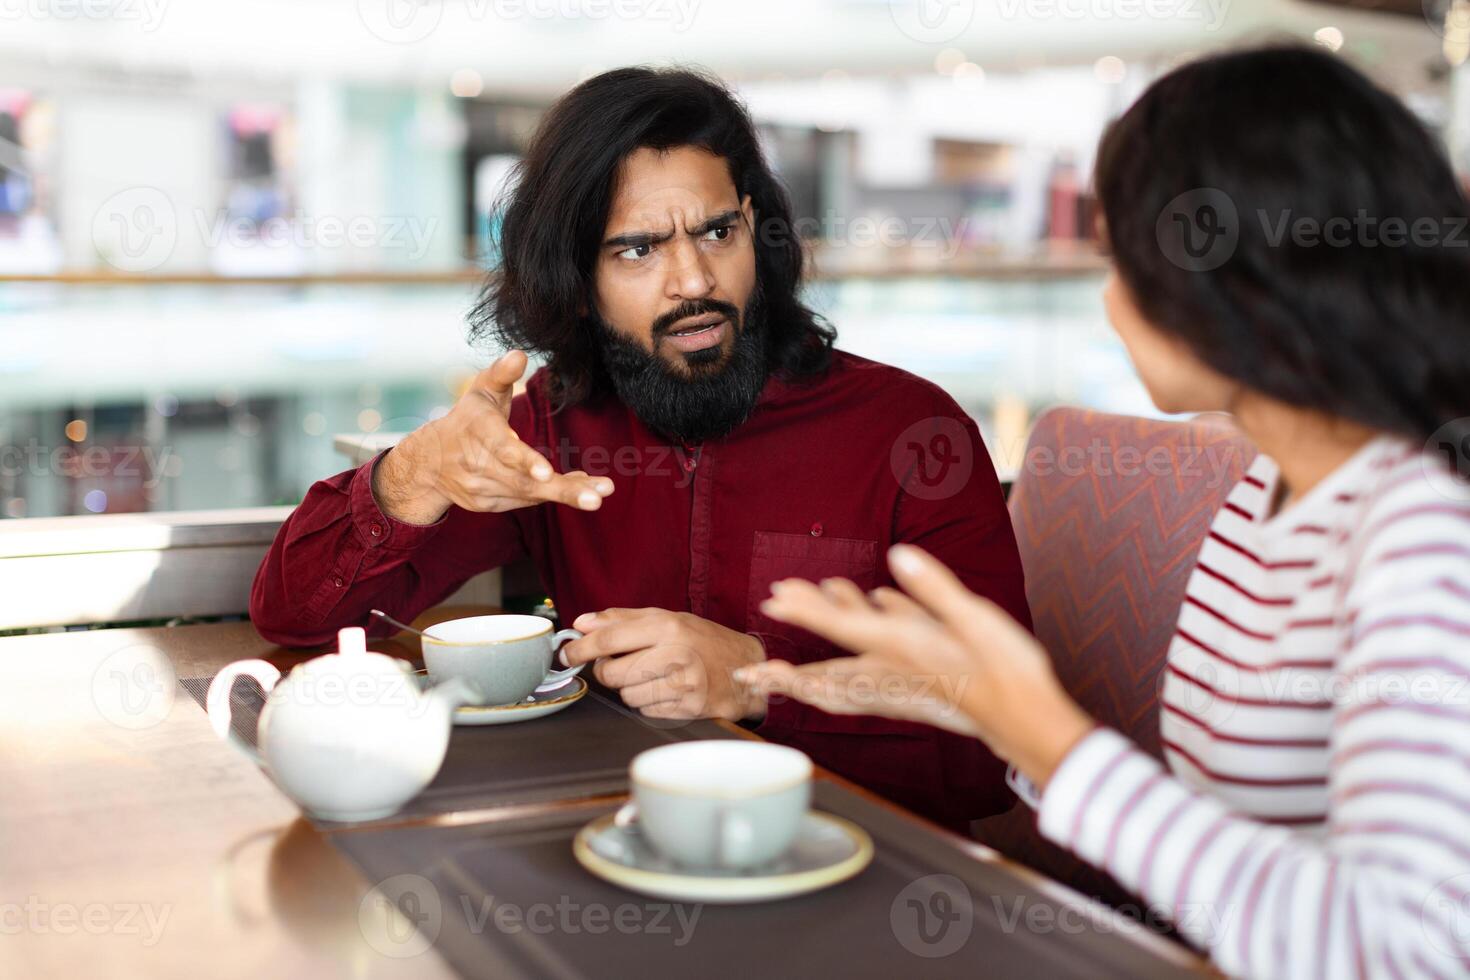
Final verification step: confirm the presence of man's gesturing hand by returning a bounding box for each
[560,608,768,722]
[372,349,615,525]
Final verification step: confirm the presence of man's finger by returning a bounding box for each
[529,472,610,511]
[594,647,689,688]
[471,350,528,410]
[638,699,697,720]
[494,437,555,482]
[559,618,667,666]
[620,675,691,709]
[572,608,656,631]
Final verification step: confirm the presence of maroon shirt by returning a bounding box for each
[251,350,1031,828]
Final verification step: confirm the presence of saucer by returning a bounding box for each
[572,810,873,904]
[414,670,587,726]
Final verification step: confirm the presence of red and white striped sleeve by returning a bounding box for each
[1037,488,1470,978]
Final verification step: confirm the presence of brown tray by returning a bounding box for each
[328,781,1201,979]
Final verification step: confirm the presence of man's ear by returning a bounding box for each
[740,194,754,230]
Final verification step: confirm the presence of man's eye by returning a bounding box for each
[618,243,653,261]
[704,225,732,242]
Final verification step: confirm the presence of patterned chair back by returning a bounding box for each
[974,407,1257,907]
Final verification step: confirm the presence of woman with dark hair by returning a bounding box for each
[739,46,1470,976]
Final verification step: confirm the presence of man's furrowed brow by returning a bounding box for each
[689,209,743,234]
[602,226,675,250]
[602,208,743,249]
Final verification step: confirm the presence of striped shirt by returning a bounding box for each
[1038,435,1470,978]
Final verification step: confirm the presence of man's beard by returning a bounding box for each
[593,285,770,446]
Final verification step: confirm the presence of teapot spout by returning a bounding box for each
[426,675,484,712]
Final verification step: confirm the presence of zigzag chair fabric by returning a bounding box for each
[972,407,1257,914]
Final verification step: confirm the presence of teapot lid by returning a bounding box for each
[291,626,408,678]
[338,626,367,657]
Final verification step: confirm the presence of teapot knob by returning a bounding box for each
[338,627,367,657]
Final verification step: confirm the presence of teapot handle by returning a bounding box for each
[206,660,282,766]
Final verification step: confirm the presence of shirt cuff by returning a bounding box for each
[1036,726,1156,858]
[1006,764,1043,810]
[348,448,449,552]
[745,631,803,732]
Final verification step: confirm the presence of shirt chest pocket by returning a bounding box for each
[746,530,880,660]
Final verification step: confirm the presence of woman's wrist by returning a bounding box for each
[960,679,1096,791]
[1014,697,1097,791]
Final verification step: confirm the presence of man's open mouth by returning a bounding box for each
[668,314,726,337]
[663,315,729,352]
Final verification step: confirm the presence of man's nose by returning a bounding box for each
[664,236,716,301]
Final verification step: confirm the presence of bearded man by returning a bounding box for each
[250,67,1030,829]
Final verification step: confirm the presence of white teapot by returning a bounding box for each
[206,627,476,822]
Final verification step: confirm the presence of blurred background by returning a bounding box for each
[0,0,1457,519]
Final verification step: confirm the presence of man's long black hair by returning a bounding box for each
[469,66,835,410]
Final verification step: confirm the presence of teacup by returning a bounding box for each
[421,615,583,706]
[616,741,813,871]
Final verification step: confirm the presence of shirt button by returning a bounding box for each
[810,522,823,537]
[683,457,696,472]
[369,524,382,537]
[333,576,344,588]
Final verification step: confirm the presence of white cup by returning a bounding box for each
[421,614,583,706]
[616,741,813,870]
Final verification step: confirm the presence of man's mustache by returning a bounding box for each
[651,299,741,339]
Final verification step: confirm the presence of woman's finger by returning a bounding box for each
[735,659,864,714]
[760,580,873,646]
[818,577,870,611]
[868,585,930,620]
[887,545,1022,647]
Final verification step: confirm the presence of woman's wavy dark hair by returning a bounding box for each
[1097,44,1470,445]
[468,66,835,409]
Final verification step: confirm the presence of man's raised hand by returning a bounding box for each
[372,350,615,524]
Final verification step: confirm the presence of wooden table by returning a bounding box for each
[0,609,1208,979]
